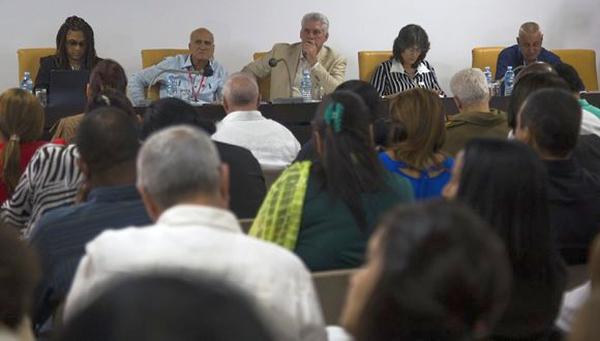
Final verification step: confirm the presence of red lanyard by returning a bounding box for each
[188,71,206,102]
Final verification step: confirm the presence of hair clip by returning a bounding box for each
[324,102,344,133]
[9,134,20,142]
[100,95,111,106]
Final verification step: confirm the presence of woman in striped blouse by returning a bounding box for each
[371,24,445,97]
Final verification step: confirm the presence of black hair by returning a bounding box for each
[554,62,586,93]
[0,225,40,330]
[55,16,98,70]
[519,88,582,157]
[140,97,216,140]
[507,72,569,129]
[335,80,384,122]
[76,106,140,174]
[57,274,275,341]
[356,200,511,341]
[313,91,387,230]
[457,138,560,278]
[392,24,431,69]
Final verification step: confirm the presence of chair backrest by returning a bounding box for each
[17,48,56,83]
[471,46,505,78]
[553,49,598,91]
[357,51,393,82]
[312,268,356,325]
[140,49,189,101]
[253,52,270,101]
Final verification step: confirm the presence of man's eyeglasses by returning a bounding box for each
[67,40,86,47]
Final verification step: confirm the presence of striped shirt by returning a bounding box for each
[1,144,82,238]
[370,59,445,97]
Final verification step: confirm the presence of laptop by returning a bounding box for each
[48,70,89,110]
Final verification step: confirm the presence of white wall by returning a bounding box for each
[2,0,599,95]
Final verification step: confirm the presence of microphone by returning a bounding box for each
[268,58,294,98]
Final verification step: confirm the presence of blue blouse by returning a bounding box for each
[378,152,454,200]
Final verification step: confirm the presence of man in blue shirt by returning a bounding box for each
[129,27,228,106]
[495,22,561,80]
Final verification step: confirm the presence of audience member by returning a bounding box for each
[515,88,600,264]
[212,72,301,169]
[555,62,600,135]
[496,21,561,80]
[141,97,266,218]
[371,24,445,97]
[442,68,509,155]
[379,88,453,199]
[129,27,227,105]
[58,274,275,341]
[444,138,566,339]
[0,89,47,203]
[250,91,413,271]
[0,226,40,341]
[29,107,151,331]
[339,201,511,341]
[242,12,346,101]
[34,16,102,93]
[63,126,327,341]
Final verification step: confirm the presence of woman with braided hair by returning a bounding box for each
[35,16,102,92]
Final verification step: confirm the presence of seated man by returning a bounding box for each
[128,27,227,105]
[212,72,301,169]
[496,22,561,80]
[63,126,327,341]
[443,68,509,156]
[242,12,346,101]
[515,88,600,264]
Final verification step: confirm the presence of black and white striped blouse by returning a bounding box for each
[1,144,82,238]
[370,59,445,97]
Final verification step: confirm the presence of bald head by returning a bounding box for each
[223,72,260,112]
[519,22,541,36]
[517,22,544,63]
[188,28,214,70]
[189,27,213,42]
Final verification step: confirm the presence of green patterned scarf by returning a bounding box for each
[249,161,312,250]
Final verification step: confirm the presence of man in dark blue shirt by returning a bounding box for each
[496,22,561,80]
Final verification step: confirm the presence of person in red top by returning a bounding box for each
[0,88,47,202]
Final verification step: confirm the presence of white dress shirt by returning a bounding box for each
[212,110,301,169]
[64,204,326,341]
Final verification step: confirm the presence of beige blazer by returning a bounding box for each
[242,42,347,101]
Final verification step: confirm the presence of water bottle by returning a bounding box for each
[20,72,34,94]
[300,68,312,101]
[166,74,178,98]
[483,66,493,86]
[504,66,515,96]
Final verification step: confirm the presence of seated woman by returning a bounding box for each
[370,24,445,97]
[250,91,414,271]
[34,16,102,92]
[0,89,47,203]
[443,138,566,340]
[338,201,511,341]
[379,87,453,199]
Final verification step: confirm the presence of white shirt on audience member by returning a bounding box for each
[64,204,327,341]
[556,281,590,332]
[212,110,301,169]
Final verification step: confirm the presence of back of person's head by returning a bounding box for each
[85,87,136,118]
[454,139,555,277]
[313,90,386,229]
[345,201,510,341]
[55,16,97,69]
[87,59,128,98]
[450,68,489,106]
[58,274,274,341]
[519,88,581,158]
[514,61,555,83]
[335,80,384,122]
[140,97,215,140]
[0,225,40,331]
[507,72,569,129]
[222,72,259,109]
[137,126,221,210]
[0,88,44,194]
[555,62,586,93]
[76,106,140,175]
[388,87,445,169]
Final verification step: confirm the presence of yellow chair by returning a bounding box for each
[252,52,270,101]
[357,51,393,82]
[140,49,188,101]
[17,48,56,83]
[553,49,598,91]
[472,47,598,91]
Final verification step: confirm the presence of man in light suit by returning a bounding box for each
[242,12,347,102]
